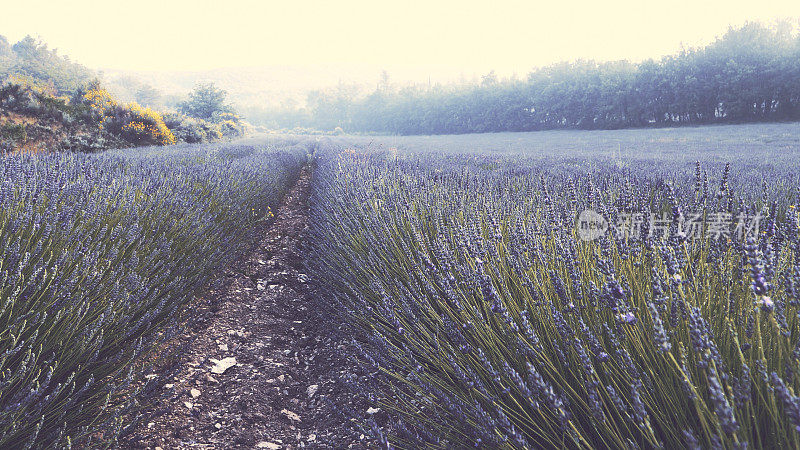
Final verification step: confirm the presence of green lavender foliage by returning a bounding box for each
[308,146,800,449]
[0,138,309,448]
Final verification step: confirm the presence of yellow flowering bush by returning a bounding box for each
[82,88,176,146]
[83,88,115,115]
[121,103,176,146]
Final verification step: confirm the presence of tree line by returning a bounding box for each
[266,22,800,134]
[0,35,94,94]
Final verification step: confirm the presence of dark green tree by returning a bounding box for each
[178,83,232,121]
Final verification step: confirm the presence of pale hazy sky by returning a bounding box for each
[2,0,800,78]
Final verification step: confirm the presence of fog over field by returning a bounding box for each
[4,0,800,118]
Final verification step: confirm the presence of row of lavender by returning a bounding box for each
[0,138,309,447]
[307,145,800,448]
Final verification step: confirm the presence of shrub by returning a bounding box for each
[81,86,116,122]
[219,119,243,137]
[0,123,26,142]
[163,113,220,143]
[117,103,177,146]
[82,88,176,146]
[1,77,70,121]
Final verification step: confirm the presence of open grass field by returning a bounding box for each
[354,122,800,162]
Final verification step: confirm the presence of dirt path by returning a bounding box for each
[121,167,383,449]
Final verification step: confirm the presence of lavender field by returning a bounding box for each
[2,124,800,448]
[0,137,309,447]
[307,124,800,448]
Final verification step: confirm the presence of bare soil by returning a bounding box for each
[120,167,384,449]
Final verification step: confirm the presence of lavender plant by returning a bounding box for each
[307,145,800,449]
[0,138,308,448]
